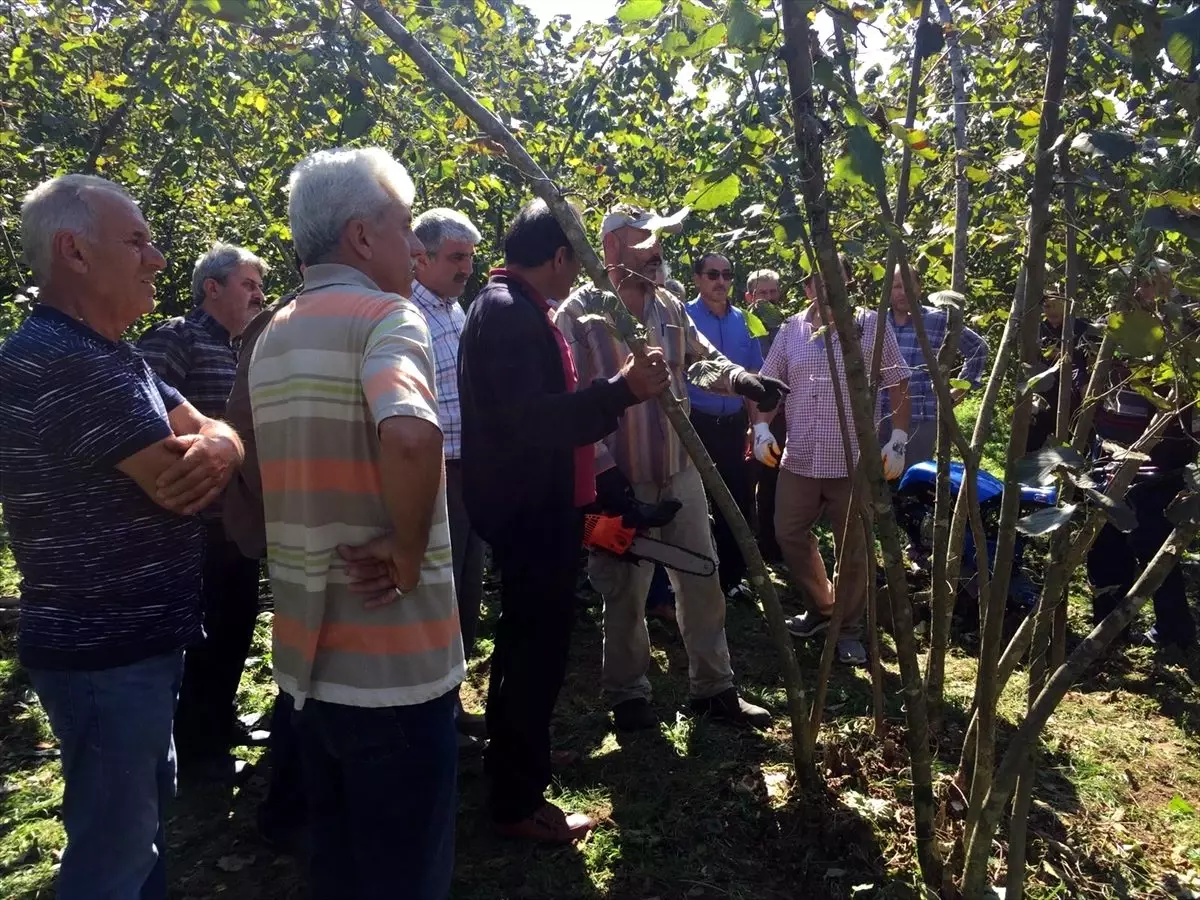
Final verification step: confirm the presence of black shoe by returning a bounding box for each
[690,688,772,730]
[612,698,658,732]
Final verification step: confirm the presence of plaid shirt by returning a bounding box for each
[137,307,236,420]
[554,286,744,486]
[762,306,910,479]
[878,306,988,427]
[410,281,467,460]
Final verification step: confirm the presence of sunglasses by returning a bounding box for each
[703,269,734,281]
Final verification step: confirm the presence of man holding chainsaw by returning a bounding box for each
[554,204,789,733]
[458,198,670,844]
[752,262,911,667]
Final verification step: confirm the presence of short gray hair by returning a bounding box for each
[413,208,481,256]
[191,242,270,305]
[287,146,416,265]
[21,174,134,284]
[746,269,780,294]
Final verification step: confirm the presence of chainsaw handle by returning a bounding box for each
[583,514,636,555]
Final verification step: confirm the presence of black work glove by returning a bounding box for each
[594,468,682,529]
[733,371,790,413]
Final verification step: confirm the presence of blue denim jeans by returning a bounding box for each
[295,689,458,900]
[28,650,184,900]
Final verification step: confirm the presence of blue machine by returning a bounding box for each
[895,461,1060,609]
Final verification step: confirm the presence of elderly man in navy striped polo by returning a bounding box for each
[138,241,270,776]
[0,174,243,900]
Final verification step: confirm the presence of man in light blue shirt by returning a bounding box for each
[686,252,764,600]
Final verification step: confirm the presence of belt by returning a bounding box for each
[691,409,748,426]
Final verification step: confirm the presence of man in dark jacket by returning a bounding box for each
[458,198,669,844]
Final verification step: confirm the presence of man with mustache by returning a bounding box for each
[411,208,488,749]
[554,205,788,732]
[137,241,270,778]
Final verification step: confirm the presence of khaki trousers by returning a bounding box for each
[774,469,871,639]
[589,464,734,705]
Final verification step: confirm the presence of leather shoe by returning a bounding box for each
[612,697,658,732]
[690,687,772,730]
[494,801,597,844]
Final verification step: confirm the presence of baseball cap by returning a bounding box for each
[600,203,688,239]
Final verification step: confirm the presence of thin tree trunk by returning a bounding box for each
[962,519,1199,898]
[926,0,972,732]
[962,0,1075,869]
[780,2,941,885]
[1051,145,1080,672]
[353,0,816,778]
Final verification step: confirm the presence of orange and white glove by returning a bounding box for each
[882,428,908,480]
[753,422,782,468]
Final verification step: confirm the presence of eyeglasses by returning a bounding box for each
[703,269,734,281]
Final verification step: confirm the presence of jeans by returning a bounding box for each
[28,650,184,900]
[690,410,753,592]
[174,524,261,766]
[486,510,583,823]
[295,690,458,900]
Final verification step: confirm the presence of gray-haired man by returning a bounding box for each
[138,241,270,776]
[411,208,487,743]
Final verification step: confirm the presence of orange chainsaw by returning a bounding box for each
[582,511,716,577]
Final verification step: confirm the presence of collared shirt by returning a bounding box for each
[410,280,467,460]
[0,305,204,670]
[878,305,988,427]
[489,268,595,507]
[555,285,745,486]
[249,263,464,709]
[684,297,763,416]
[762,305,910,479]
[138,306,237,420]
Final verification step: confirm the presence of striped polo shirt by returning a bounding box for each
[0,305,204,670]
[248,264,464,709]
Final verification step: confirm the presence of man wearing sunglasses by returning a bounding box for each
[686,253,762,602]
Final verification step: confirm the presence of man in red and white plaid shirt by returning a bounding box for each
[752,264,911,665]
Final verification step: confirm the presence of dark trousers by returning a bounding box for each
[295,691,458,900]
[446,461,485,655]
[174,523,261,764]
[485,510,584,823]
[1087,473,1196,650]
[257,692,306,835]
[690,410,752,592]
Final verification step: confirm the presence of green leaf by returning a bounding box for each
[663,30,690,54]
[1108,309,1166,358]
[1014,445,1087,486]
[189,0,251,23]
[1141,206,1200,241]
[727,0,762,49]
[965,166,990,183]
[1016,503,1078,537]
[684,172,740,211]
[687,358,727,390]
[845,126,886,189]
[685,22,727,57]
[929,290,965,308]
[1081,488,1138,533]
[1017,109,1042,128]
[342,108,374,140]
[948,378,971,390]
[616,0,663,24]
[1164,9,1200,73]
[1167,794,1196,817]
[1071,131,1138,163]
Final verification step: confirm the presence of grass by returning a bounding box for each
[1,561,1198,900]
